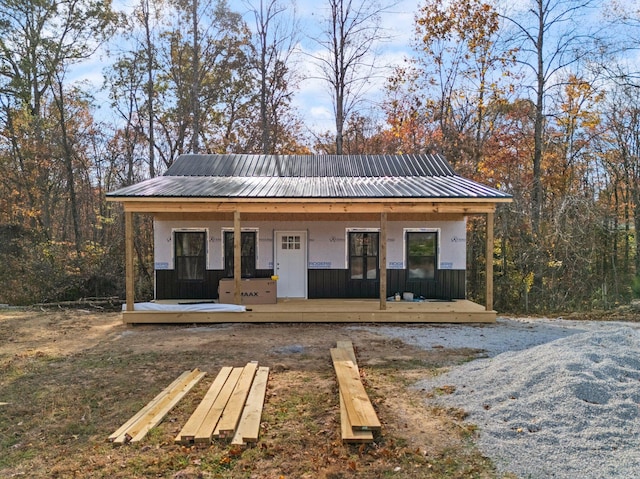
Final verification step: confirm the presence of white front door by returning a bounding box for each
[274,231,307,298]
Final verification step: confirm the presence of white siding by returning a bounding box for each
[154,218,467,271]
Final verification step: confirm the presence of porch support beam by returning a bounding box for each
[379,212,387,310]
[125,211,134,312]
[486,211,494,311]
[234,210,242,304]
[117,200,505,215]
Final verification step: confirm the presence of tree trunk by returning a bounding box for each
[190,0,201,154]
[54,78,82,254]
[143,0,156,177]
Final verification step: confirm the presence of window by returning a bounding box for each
[175,231,206,281]
[406,232,437,280]
[224,231,256,278]
[349,232,379,280]
[281,235,301,250]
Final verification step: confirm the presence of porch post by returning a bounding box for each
[125,210,135,312]
[379,211,387,310]
[486,211,495,311]
[233,210,242,304]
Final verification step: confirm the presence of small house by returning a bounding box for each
[106,154,511,323]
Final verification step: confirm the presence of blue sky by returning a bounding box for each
[71,0,423,133]
[71,0,619,135]
[274,0,422,133]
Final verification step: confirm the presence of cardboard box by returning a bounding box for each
[218,278,277,304]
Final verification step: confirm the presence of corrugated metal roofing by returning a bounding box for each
[109,168,510,199]
[163,154,458,178]
[107,153,512,200]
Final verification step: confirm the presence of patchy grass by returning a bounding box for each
[0,310,513,478]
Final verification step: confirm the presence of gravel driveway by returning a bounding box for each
[354,318,640,479]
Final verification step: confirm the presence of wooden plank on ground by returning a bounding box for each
[109,369,192,442]
[126,369,206,443]
[231,366,270,445]
[175,366,233,445]
[330,349,381,431]
[331,346,355,365]
[336,340,358,365]
[111,368,206,444]
[340,391,374,443]
[195,367,243,444]
[216,362,259,439]
[334,341,374,442]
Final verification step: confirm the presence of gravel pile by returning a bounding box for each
[356,319,640,478]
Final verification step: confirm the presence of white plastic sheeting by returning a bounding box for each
[123,302,246,312]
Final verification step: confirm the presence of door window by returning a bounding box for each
[281,235,301,250]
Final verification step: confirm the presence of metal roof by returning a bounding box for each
[107,154,512,200]
[163,154,457,177]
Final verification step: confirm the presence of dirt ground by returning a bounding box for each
[0,307,512,478]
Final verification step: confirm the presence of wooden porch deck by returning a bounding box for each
[121,298,496,324]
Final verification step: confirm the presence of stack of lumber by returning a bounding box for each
[175,361,269,447]
[330,341,381,443]
[109,368,207,444]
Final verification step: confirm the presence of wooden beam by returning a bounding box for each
[125,211,134,312]
[335,341,374,443]
[110,368,206,444]
[175,366,234,445]
[336,340,357,364]
[123,309,497,323]
[117,199,504,215]
[379,212,387,311]
[486,212,494,312]
[231,366,269,444]
[195,367,243,444]
[155,212,467,222]
[330,349,381,431]
[340,392,374,443]
[234,210,241,305]
[109,370,194,442]
[216,362,259,439]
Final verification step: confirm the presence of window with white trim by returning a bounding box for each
[224,231,257,277]
[349,231,379,280]
[406,231,437,280]
[175,231,206,281]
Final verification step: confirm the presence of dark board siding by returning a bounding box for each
[156,268,465,300]
[156,269,273,300]
[308,269,465,300]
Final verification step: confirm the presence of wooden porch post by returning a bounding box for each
[125,211,135,312]
[379,212,387,310]
[486,211,495,311]
[233,210,242,304]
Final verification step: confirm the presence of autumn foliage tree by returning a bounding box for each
[0,0,638,312]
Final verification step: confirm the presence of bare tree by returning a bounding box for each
[499,0,602,234]
[156,0,253,161]
[499,0,603,301]
[0,0,117,239]
[245,0,300,154]
[141,0,160,177]
[309,0,394,155]
[105,0,163,179]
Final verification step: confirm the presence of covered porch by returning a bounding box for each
[107,154,512,324]
[117,204,500,324]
